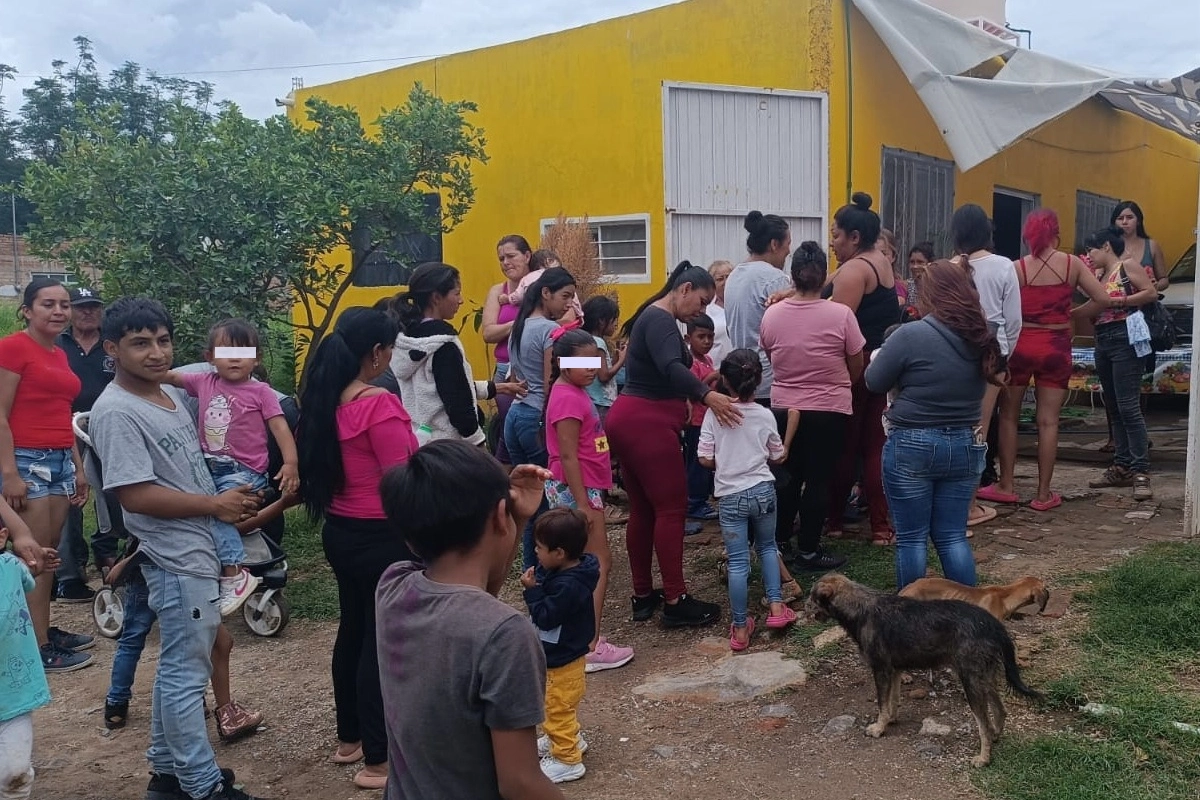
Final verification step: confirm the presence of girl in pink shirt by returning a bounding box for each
[296,307,418,790]
[544,329,633,673]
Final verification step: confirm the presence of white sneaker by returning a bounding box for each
[539,755,585,783]
[537,734,589,758]
[218,570,261,617]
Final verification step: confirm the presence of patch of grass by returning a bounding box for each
[0,300,20,337]
[280,508,339,620]
[974,542,1200,800]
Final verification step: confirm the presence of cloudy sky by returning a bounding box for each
[1,0,1195,120]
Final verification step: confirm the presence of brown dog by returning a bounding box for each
[808,573,1041,767]
[899,577,1049,621]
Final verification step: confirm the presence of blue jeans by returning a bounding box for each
[718,480,782,626]
[1094,322,1150,474]
[883,427,983,591]
[683,425,714,509]
[141,563,222,799]
[503,402,549,571]
[106,578,157,706]
[207,458,269,568]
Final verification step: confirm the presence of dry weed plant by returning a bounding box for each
[540,214,612,302]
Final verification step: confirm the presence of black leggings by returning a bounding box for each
[773,409,849,553]
[322,514,414,765]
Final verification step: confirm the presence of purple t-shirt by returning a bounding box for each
[179,372,284,474]
[546,381,612,490]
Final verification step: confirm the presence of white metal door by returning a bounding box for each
[663,83,828,271]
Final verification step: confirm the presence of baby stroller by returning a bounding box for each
[76,412,293,638]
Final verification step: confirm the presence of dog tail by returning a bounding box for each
[1001,636,1042,699]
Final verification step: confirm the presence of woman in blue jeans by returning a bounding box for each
[504,267,578,569]
[865,260,1003,589]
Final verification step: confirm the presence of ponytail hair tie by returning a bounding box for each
[549,319,582,340]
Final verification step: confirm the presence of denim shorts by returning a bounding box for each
[6,447,76,500]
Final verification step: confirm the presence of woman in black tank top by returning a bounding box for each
[819,193,899,551]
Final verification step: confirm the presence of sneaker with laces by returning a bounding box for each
[215,701,265,742]
[146,769,236,800]
[218,570,261,617]
[584,637,634,673]
[55,580,96,603]
[40,643,93,673]
[661,594,720,628]
[1132,473,1153,500]
[631,589,664,622]
[200,780,266,800]
[539,756,586,784]
[537,734,589,758]
[1089,466,1134,488]
[791,551,848,573]
[49,626,95,652]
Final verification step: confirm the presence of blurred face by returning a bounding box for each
[830,224,859,263]
[533,539,569,571]
[1087,243,1116,269]
[541,284,577,320]
[908,250,930,280]
[673,283,713,322]
[764,231,792,269]
[22,286,71,339]
[107,326,174,385]
[432,281,464,320]
[1113,208,1139,237]
[207,333,258,383]
[878,237,896,266]
[498,243,531,282]
[687,328,714,357]
[710,264,732,303]
[560,343,601,388]
[71,302,103,336]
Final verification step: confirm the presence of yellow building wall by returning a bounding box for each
[292,0,1199,377]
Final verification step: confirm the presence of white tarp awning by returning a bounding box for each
[852,0,1200,171]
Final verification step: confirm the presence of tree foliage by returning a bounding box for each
[23,82,488,375]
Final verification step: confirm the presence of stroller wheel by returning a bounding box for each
[242,589,291,637]
[93,587,125,639]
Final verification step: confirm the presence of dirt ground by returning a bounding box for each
[31,434,1194,799]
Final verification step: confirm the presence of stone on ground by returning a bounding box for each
[633,652,806,703]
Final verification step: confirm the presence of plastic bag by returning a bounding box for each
[1126,310,1152,358]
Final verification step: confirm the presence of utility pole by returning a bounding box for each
[9,193,16,288]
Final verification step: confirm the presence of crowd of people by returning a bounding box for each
[0,195,1172,799]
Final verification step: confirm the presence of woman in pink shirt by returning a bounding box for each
[761,242,866,568]
[297,307,419,790]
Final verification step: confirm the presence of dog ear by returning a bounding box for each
[812,578,835,604]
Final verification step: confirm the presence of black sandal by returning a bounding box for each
[105,701,128,730]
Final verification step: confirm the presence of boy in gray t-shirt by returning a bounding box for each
[378,440,564,800]
[90,297,263,800]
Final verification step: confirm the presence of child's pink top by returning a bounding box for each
[507,270,585,321]
[688,352,715,426]
[329,392,419,519]
[179,372,283,475]
[546,382,612,490]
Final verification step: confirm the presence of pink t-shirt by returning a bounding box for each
[545,382,612,491]
[688,352,715,427]
[760,298,866,415]
[329,392,419,519]
[179,372,284,474]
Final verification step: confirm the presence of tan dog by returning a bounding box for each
[899,577,1049,622]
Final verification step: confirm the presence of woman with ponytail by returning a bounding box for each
[607,261,741,629]
[504,267,579,570]
[725,210,793,401]
[865,260,1002,591]
[297,307,419,790]
[391,262,526,446]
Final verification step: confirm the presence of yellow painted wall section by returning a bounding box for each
[840,3,1199,259]
[291,0,831,374]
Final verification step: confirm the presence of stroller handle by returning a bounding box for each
[73,412,93,449]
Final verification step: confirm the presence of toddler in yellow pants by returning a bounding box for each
[521,509,599,784]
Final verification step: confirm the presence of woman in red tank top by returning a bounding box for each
[981,210,1112,511]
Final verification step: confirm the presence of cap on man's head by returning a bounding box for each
[70,287,104,306]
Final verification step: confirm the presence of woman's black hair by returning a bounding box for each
[832,192,881,250]
[380,439,511,561]
[510,267,577,354]
[395,262,461,334]
[497,234,532,255]
[620,260,715,339]
[19,277,66,323]
[908,241,936,262]
[101,296,175,345]
[744,210,790,256]
[543,327,597,433]
[1110,200,1150,239]
[297,307,399,520]
[951,203,993,255]
[206,318,260,352]
[581,295,619,335]
[1084,226,1126,257]
[790,241,828,293]
[719,348,762,402]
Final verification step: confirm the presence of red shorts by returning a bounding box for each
[1007,327,1072,390]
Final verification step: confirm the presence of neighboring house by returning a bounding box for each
[0,235,87,296]
[288,0,1200,377]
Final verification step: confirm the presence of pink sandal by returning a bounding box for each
[977,485,1019,504]
[729,617,756,652]
[766,606,797,630]
[1029,492,1062,512]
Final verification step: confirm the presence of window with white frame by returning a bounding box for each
[539,214,651,283]
[29,272,75,285]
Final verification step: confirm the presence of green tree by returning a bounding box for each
[0,63,34,235]
[23,83,487,381]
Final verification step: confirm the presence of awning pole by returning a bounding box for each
[1186,173,1200,538]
